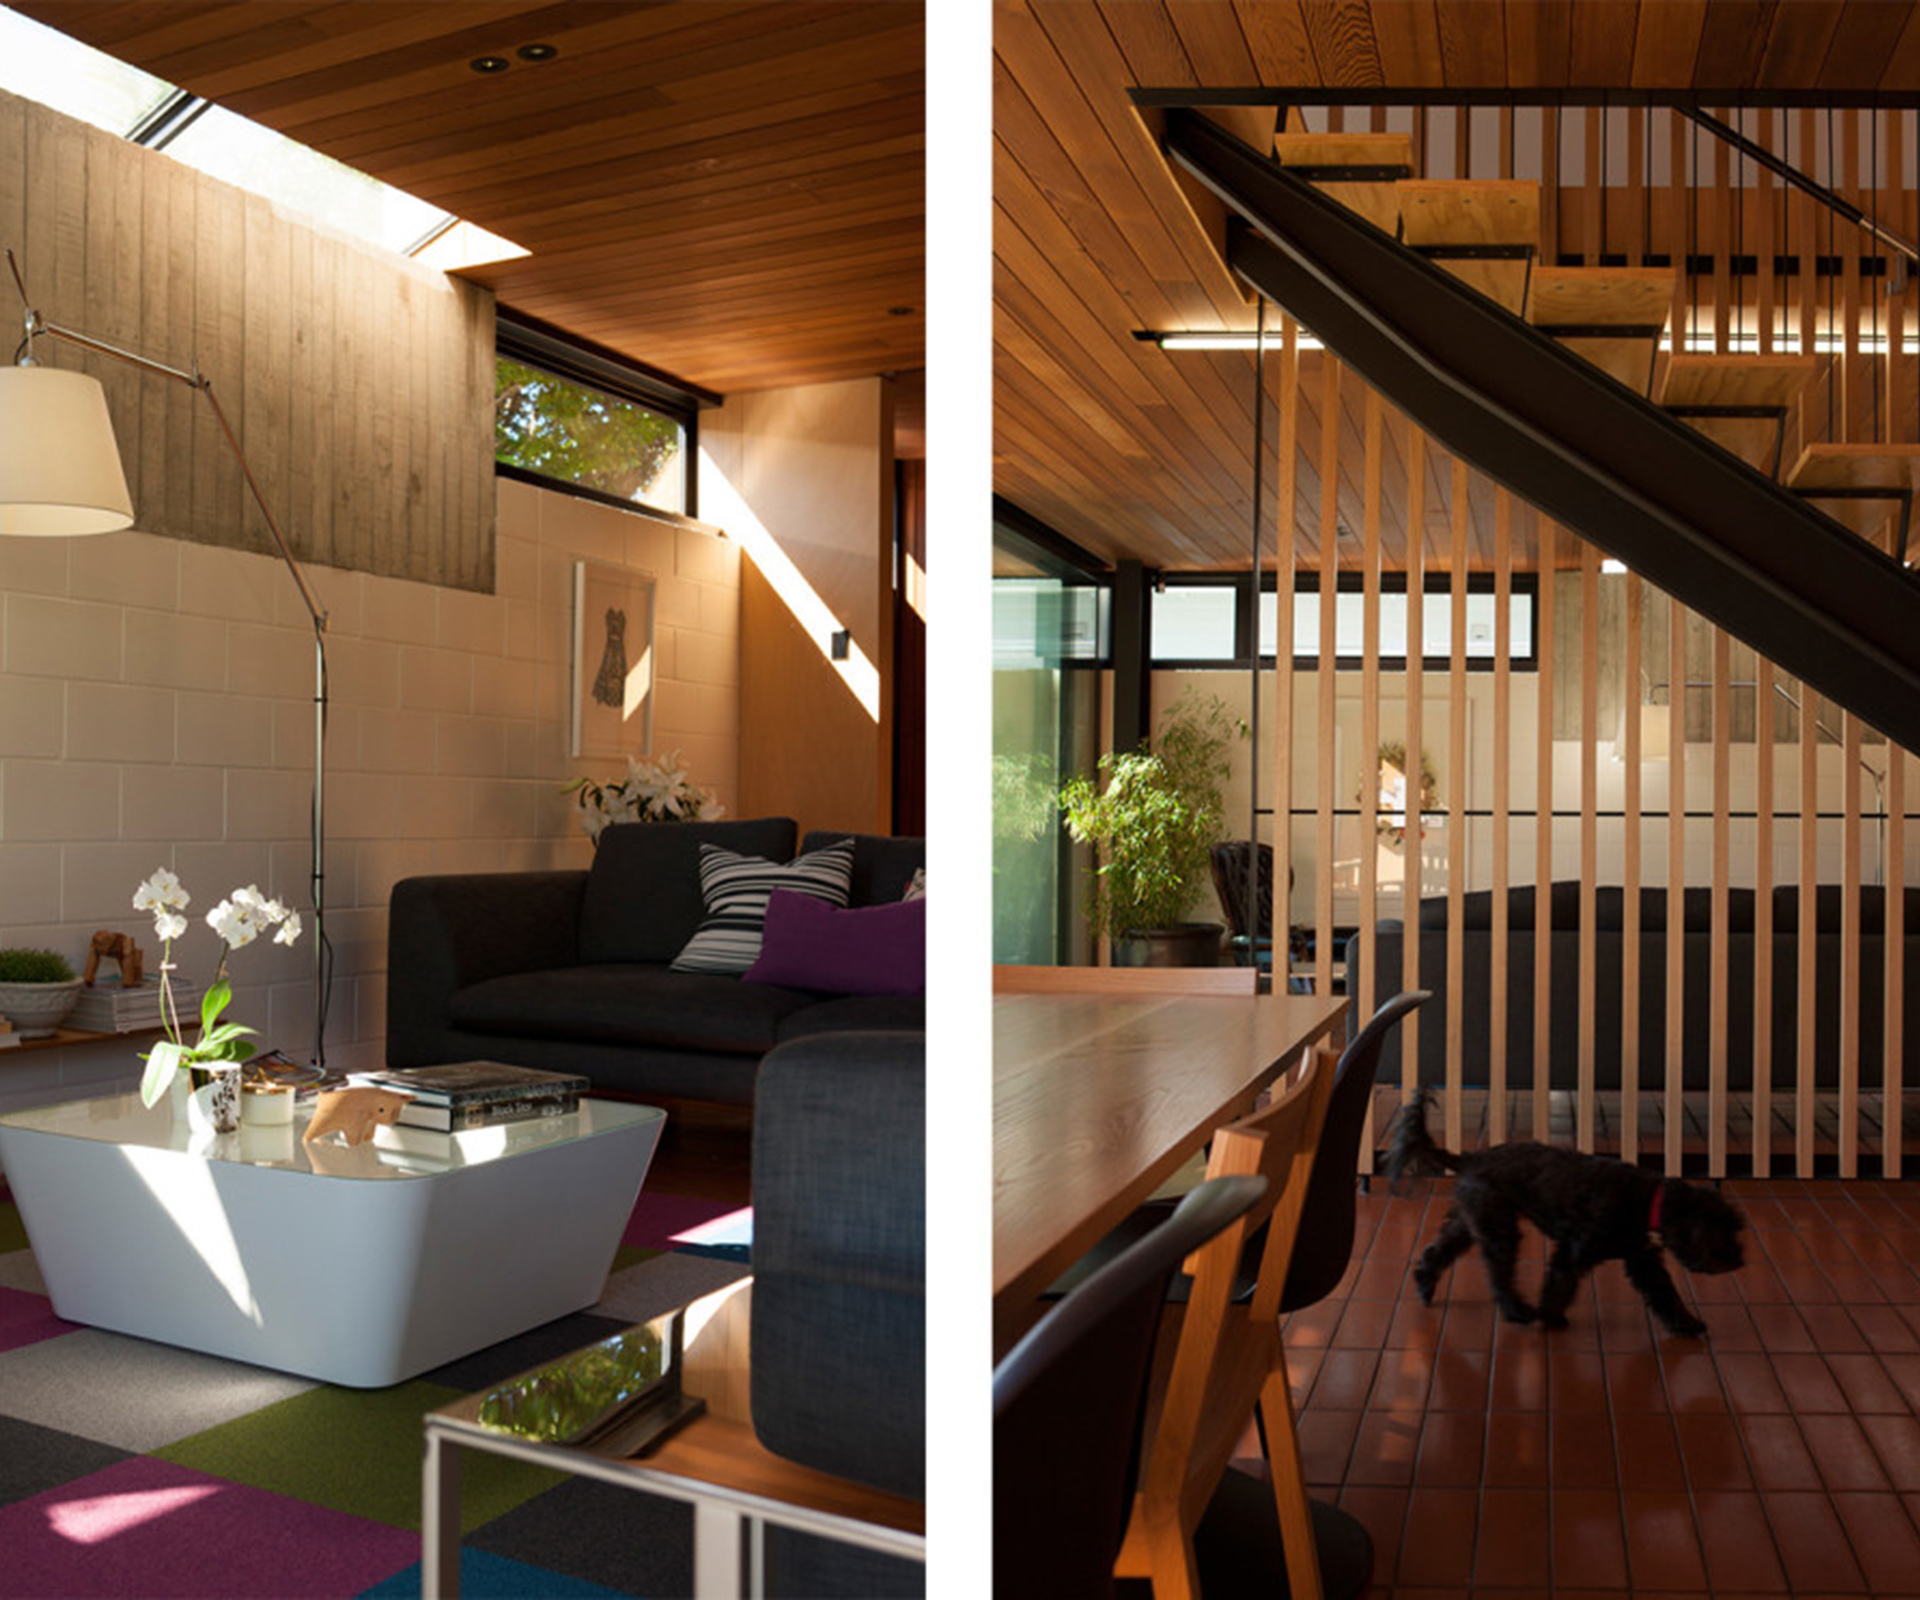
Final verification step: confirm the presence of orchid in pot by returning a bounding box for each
[132,868,302,1127]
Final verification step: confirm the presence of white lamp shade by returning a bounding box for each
[0,365,135,536]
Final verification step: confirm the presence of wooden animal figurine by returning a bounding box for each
[303,1087,412,1146]
[82,930,144,987]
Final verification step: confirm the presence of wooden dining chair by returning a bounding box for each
[1113,1044,1337,1600]
[992,964,1258,996]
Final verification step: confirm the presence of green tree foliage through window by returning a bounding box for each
[495,358,685,511]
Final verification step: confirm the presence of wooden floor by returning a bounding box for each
[1368,1089,1920,1179]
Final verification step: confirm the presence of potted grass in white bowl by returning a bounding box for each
[0,947,84,1035]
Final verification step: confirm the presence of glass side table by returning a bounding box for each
[421,1279,925,1598]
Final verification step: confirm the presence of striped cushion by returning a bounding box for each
[670,840,855,976]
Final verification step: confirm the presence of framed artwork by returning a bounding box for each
[570,561,656,759]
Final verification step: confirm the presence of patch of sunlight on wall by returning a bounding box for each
[697,450,881,722]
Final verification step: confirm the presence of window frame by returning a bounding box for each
[494,314,717,523]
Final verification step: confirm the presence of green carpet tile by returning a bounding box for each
[153,1378,569,1535]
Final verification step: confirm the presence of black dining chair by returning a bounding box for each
[1045,989,1433,1312]
[993,1174,1269,1600]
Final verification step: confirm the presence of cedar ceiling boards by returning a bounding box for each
[993,0,1920,576]
[16,1,924,403]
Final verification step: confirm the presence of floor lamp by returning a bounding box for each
[0,249,331,1071]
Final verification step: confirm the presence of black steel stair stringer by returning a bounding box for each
[1161,108,1920,756]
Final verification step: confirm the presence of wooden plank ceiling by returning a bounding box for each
[994,0,1920,574]
[16,1,924,403]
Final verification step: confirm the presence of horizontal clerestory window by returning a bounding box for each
[494,318,712,519]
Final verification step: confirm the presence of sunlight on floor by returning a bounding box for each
[44,1481,223,1545]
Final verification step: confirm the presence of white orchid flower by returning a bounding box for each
[206,900,259,948]
[154,910,188,941]
[133,867,189,913]
[275,912,302,945]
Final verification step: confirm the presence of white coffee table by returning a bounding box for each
[0,1091,664,1387]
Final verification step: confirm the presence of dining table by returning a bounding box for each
[993,985,1351,1358]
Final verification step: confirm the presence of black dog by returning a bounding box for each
[1387,1091,1746,1338]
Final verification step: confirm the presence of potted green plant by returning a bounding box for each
[0,947,84,1033]
[1057,691,1242,967]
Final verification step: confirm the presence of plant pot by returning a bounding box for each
[1111,923,1224,968]
[0,978,84,1033]
[187,1064,243,1136]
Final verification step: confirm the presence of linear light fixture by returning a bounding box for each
[0,248,332,1070]
[1137,329,1327,352]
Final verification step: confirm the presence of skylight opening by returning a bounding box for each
[0,7,526,269]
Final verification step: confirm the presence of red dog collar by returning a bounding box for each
[1648,1182,1666,1245]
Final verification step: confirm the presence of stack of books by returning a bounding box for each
[345,1061,590,1133]
[66,980,199,1035]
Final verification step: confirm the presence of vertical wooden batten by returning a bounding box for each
[1272,317,1300,1001]
[1709,626,1731,1178]
[1491,489,1512,1147]
[1621,574,1643,1166]
[1577,538,1598,1152]
[1446,456,1468,1155]
[1666,592,1685,1175]
[1533,519,1555,1145]
[1315,355,1340,1000]
[1402,422,1427,1102]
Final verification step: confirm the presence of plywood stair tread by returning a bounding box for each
[1787,442,1920,552]
[1526,266,1675,392]
[1274,131,1411,234]
[1527,266,1676,328]
[1659,353,1821,410]
[1395,179,1540,247]
[1658,354,1822,476]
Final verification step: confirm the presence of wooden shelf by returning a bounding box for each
[0,1025,162,1056]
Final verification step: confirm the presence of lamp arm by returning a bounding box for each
[25,310,328,636]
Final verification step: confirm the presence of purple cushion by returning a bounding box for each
[745,890,926,996]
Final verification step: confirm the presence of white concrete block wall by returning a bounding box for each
[0,474,739,1114]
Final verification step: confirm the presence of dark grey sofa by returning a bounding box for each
[385,818,924,1104]
[752,1030,924,1596]
[1348,882,1920,1091]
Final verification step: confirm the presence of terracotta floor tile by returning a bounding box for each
[1547,1347,1609,1412]
[1717,1349,1790,1413]
[1659,1344,1727,1412]
[1333,1296,1397,1350]
[1412,1411,1484,1487]
[1773,1260,1841,1304]
[1346,1408,1422,1487]
[1756,1225,1814,1263]
[1863,1259,1920,1300]
[1307,1348,1382,1411]
[1472,1486,1550,1589]
[1334,1483,1406,1591]
[1761,1490,1868,1593]
[1676,1412,1757,1491]
[1748,1301,1819,1352]
[1850,1304,1920,1353]
[1737,1260,1792,1304]
[1369,1347,1436,1411]
[1737,1413,1824,1491]
[1281,1298,1345,1350]
[1824,1351,1909,1414]
[1694,1490,1790,1592]
[1489,1341,1548,1411]
[1603,1348,1670,1411]
[1887,1353,1920,1412]
[1482,1411,1550,1487]
[1394,1486,1478,1588]
[1613,1410,1689,1493]
[1861,1412,1920,1492]
[1354,1252,1412,1300]
[1549,1488,1628,1590]
[1285,1342,1324,1395]
[1620,1489,1708,1591]
[1424,1349,1490,1412]
[1799,1413,1893,1494]
[1383,1298,1443,1349]
[1818,1263,1889,1305]
[1799,1300,1871,1351]
[1297,1406,1363,1488]
[1437,1300,1495,1352]
[1770,1350,1849,1413]
[1830,1490,1920,1593]
[1593,1298,1656,1352]
[1696,1299,1764,1352]
[1549,1414,1617,1488]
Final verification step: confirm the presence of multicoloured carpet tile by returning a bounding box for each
[0,1175,751,1598]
